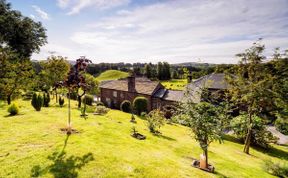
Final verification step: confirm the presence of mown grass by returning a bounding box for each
[0,99,287,177]
[96,70,129,82]
[161,79,188,90]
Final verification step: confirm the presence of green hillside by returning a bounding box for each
[96,70,129,82]
[0,99,287,177]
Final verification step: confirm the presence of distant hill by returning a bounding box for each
[96,70,129,82]
[172,62,217,68]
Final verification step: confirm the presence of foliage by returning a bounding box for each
[84,73,99,95]
[162,105,177,119]
[177,101,223,168]
[133,97,148,115]
[120,100,131,113]
[160,79,187,90]
[263,160,288,178]
[157,62,171,80]
[43,92,50,107]
[0,48,33,104]
[231,114,278,148]
[226,39,276,154]
[0,0,47,57]
[31,93,43,111]
[82,95,94,106]
[95,105,109,115]
[22,91,34,100]
[95,101,104,106]
[275,117,288,135]
[59,97,64,107]
[7,103,19,115]
[146,109,166,134]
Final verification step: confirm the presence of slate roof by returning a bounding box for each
[100,78,160,95]
[162,90,184,102]
[188,73,228,90]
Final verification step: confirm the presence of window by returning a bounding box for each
[113,91,117,97]
[120,93,124,98]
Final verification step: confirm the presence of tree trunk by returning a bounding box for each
[77,95,82,108]
[7,95,11,105]
[204,149,208,168]
[67,88,72,135]
[243,112,253,154]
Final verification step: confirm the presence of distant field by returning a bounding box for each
[161,79,188,90]
[96,70,129,82]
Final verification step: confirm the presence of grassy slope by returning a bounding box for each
[0,100,287,178]
[161,79,188,90]
[96,70,129,82]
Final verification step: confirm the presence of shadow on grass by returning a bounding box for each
[253,145,288,161]
[215,171,228,178]
[31,135,94,178]
[4,113,25,118]
[153,133,176,141]
[222,134,242,144]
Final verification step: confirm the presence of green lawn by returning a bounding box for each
[0,99,287,177]
[161,79,188,90]
[96,70,129,82]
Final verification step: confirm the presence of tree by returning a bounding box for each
[177,101,222,169]
[0,48,33,104]
[0,0,47,57]
[227,40,275,154]
[57,56,91,134]
[39,56,70,102]
[144,63,153,78]
[146,109,166,134]
[157,62,163,80]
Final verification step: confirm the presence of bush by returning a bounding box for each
[263,160,288,177]
[231,114,278,148]
[146,109,166,134]
[59,97,65,107]
[31,93,43,111]
[163,105,177,119]
[43,92,50,107]
[83,95,94,106]
[133,97,148,115]
[95,105,109,115]
[120,100,131,113]
[275,117,288,135]
[7,103,19,116]
[68,91,77,100]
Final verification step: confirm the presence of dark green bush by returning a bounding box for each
[31,93,43,111]
[120,100,131,113]
[133,97,148,115]
[275,117,288,135]
[83,95,94,106]
[163,105,177,119]
[231,114,278,148]
[43,92,50,107]
[7,103,19,115]
[59,97,65,107]
[263,160,288,177]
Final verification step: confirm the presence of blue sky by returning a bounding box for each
[7,0,288,64]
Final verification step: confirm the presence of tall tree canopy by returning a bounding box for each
[0,0,47,57]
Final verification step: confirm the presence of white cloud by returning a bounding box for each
[32,5,50,20]
[30,14,35,19]
[56,0,130,15]
[66,0,288,63]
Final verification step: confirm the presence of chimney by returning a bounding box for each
[128,75,135,92]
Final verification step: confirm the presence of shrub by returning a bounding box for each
[31,93,43,111]
[95,101,104,106]
[263,160,288,177]
[43,92,50,107]
[231,114,278,148]
[7,103,19,116]
[120,100,131,113]
[275,117,288,135]
[68,91,77,100]
[133,97,148,115]
[59,97,65,107]
[146,109,166,134]
[163,105,177,119]
[83,95,94,106]
[95,105,109,115]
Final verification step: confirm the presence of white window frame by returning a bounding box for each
[113,91,117,97]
